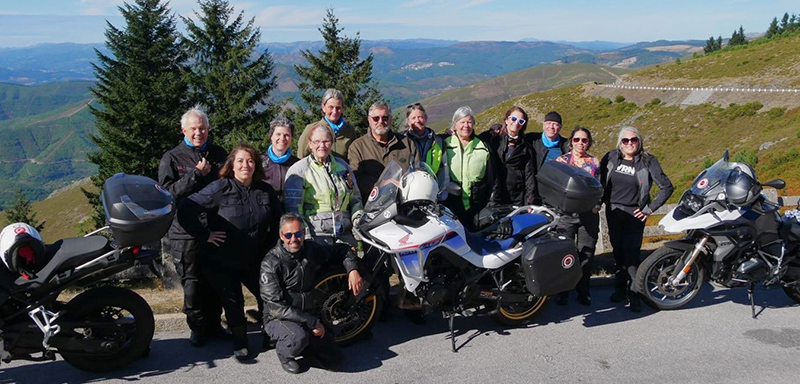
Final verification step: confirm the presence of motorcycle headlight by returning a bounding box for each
[679,192,704,213]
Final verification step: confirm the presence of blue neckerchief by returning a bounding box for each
[541,134,560,149]
[184,136,208,151]
[324,116,345,134]
[267,145,292,164]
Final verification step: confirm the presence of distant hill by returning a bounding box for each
[412,63,630,129]
[0,178,95,242]
[476,34,800,198]
[0,81,97,209]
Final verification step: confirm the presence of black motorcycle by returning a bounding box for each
[0,174,174,372]
[634,151,800,316]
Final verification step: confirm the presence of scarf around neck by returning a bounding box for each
[541,134,560,149]
[324,116,345,134]
[267,145,292,164]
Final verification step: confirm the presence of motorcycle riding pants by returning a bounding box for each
[168,238,223,333]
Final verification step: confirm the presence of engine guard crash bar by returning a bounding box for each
[669,235,709,287]
[28,306,62,350]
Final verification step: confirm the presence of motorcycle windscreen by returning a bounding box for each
[690,156,732,198]
[359,161,404,230]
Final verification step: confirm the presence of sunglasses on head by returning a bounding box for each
[406,102,422,110]
[572,137,589,144]
[509,116,526,125]
[621,137,640,145]
[370,115,390,123]
[283,231,304,239]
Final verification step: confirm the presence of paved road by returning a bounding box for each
[2,283,799,384]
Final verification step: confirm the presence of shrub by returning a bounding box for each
[646,98,661,107]
[614,95,626,103]
[766,107,786,119]
[732,148,758,166]
[702,157,715,169]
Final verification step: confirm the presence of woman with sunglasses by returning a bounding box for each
[443,106,497,231]
[296,88,357,159]
[284,125,362,247]
[555,127,601,306]
[489,106,535,206]
[178,143,280,360]
[600,126,673,312]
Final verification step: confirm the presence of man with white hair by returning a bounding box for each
[158,107,229,347]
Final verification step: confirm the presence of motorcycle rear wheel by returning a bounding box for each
[315,271,381,346]
[634,247,705,310]
[60,286,154,372]
[493,263,547,326]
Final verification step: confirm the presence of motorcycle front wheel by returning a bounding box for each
[493,262,547,326]
[634,246,705,310]
[60,286,154,372]
[315,270,382,346]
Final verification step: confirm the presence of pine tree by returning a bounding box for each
[4,190,45,232]
[183,0,277,149]
[729,26,747,46]
[716,36,723,50]
[292,8,382,137]
[83,0,189,228]
[780,12,790,32]
[766,17,780,38]
[704,36,718,53]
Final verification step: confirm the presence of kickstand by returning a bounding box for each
[448,313,456,353]
[748,282,756,319]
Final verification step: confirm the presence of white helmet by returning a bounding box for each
[399,169,439,205]
[0,223,45,276]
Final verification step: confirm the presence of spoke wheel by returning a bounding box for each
[634,247,705,310]
[315,271,381,345]
[493,262,547,325]
[60,287,154,372]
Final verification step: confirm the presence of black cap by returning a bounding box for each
[544,111,562,125]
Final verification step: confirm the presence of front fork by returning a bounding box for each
[669,236,710,287]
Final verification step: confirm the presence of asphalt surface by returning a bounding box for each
[2,283,799,384]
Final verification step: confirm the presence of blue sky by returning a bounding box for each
[0,0,796,47]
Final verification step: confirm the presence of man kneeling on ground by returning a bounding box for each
[260,212,363,374]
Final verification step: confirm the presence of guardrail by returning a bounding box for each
[595,191,800,253]
[600,84,800,93]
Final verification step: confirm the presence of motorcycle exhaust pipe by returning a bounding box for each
[669,236,709,287]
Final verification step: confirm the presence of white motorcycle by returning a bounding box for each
[315,161,602,350]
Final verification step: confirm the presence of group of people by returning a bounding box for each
[157,87,674,374]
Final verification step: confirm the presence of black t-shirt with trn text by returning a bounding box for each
[609,159,639,207]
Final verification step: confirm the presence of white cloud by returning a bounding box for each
[255,6,326,27]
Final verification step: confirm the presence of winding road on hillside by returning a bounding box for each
[3,284,799,384]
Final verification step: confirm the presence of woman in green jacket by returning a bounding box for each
[443,106,497,231]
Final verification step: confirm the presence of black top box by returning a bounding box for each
[101,173,175,247]
[537,161,603,213]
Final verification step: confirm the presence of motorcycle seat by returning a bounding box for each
[14,236,112,287]
[466,214,550,255]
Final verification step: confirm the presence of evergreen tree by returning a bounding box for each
[716,36,723,50]
[729,26,747,46]
[704,36,718,53]
[780,12,790,32]
[183,0,277,149]
[291,8,381,136]
[83,0,189,227]
[789,14,798,32]
[4,190,45,232]
[766,17,780,38]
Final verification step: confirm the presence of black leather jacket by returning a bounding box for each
[158,141,228,239]
[259,241,359,328]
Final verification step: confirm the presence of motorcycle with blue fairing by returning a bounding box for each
[634,151,800,316]
[0,174,173,372]
[314,161,602,350]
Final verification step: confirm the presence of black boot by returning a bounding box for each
[628,291,642,313]
[231,325,249,361]
[279,355,301,374]
[610,272,628,303]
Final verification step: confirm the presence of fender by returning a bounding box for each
[663,239,697,251]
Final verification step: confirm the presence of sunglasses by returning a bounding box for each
[621,137,640,145]
[509,116,526,125]
[572,137,589,144]
[283,231,304,239]
[370,115,390,123]
[406,102,423,110]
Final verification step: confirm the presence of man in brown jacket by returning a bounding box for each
[347,101,417,203]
